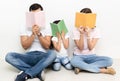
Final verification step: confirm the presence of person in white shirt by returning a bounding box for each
[5,3,56,81]
[70,8,116,75]
[51,20,73,71]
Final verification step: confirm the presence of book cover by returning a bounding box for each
[26,11,45,28]
[75,12,96,28]
[50,20,68,37]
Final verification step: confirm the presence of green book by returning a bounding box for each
[50,20,68,37]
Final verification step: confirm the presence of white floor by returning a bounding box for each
[0,59,120,81]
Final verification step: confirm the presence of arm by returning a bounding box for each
[52,33,61,52]
[21,34,35,50]
[74,34,84,51]
[87,38,99,50]
[74,27,85,51]
[85,27,99,50]
[32,25,51,49]
[20,25,37,50]
[61,31,69,49]
[37,34,51,49]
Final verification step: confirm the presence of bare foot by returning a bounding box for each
[100,67,116,75]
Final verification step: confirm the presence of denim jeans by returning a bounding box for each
[5,50,56,78]
[52,56,73,71]
[70,54,113,73]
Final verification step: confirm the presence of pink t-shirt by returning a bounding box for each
[73,27,101,55]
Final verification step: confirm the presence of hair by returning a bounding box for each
[80,8,92,13]
[80,8,96,28]
[53,20,60,24]
[29,3,43,11]
[49,38,54,49]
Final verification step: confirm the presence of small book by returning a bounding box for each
[50,20,68,37]
[26,11,45,28]
[75,12,96,28]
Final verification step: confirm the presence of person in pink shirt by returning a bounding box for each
[70,8,116,75]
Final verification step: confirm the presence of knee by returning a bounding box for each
[48,50,56,59]
[65,63,73,70]
[70,57,77,66]
[61,57,73,70]
[53,63,61,71]
[106,57,113,66]
[5,52,15,62]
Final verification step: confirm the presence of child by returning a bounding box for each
[51,20,73,71]
[70,8,116,75]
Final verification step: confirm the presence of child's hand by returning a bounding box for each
[56,32,61,40]
[84,27,91,37]
[78,26,84,34]
[61,31,65,39]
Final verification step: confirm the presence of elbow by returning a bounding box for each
[88,45,94,50]
[22,45,29,50]
[88,47,94,51]
[79,48,84,51]
[44,46,50,49]
[21,42,29,50]
[56,49,60,52]
[64,45,68,49]
[56,47,61,52]
[43,44,50,49]
[88,48,93,51]
[78,46,84,51]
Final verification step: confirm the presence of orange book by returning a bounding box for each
[75,12,96,28]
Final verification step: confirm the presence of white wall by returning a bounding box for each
[0,0,120,59]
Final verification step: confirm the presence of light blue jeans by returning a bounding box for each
[5,50,56,78]
[52,56,73,71]
[70,54,113,73]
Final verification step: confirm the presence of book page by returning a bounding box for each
[35,11,45,28]
[75,12,85,28]
[75,12,96,28]
[57,20,68,34]
[85,13,96,28]
[26,11,45,28]
[26,12,35,27]
[50,23,59,37]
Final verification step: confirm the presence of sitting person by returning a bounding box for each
[51,20,73,71]
[5,3,56,81]
[70,8,116,75]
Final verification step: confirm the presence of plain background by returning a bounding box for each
[0,0,120,59]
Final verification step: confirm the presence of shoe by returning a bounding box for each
[15,71,30,81]
[74,68,81,74]
[105,68,116,75]
[37,70,45,81]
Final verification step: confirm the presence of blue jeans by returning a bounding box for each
[5,50,56,78]
[70,54,113,73]
[52,56,73,71]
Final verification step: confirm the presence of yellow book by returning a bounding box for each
[75,12,96,28]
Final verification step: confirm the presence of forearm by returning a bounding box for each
[54,40,61,52]
[38,35,51,49]
[87,38,98,50]
[62,37,69,49]
[87,39,94,50]
[21,34,35,49]
[78,34,84,50]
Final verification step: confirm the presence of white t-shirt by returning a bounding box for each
[73,27,101,55]
[51,33,69,57]
[20,24,51,53]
